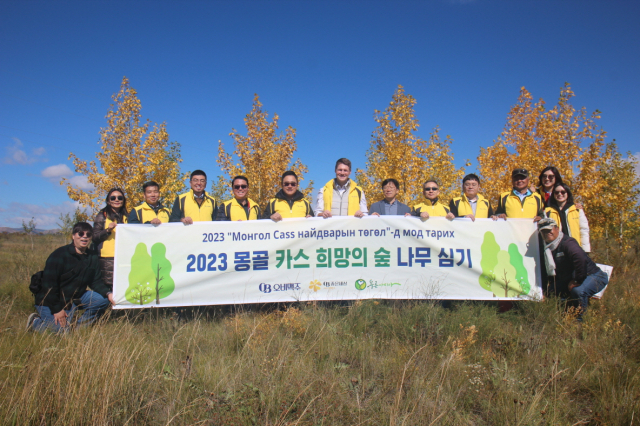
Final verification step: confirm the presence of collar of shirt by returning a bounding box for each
[383,199,397,205]
[193,192,205,199]
[334,179,350,191]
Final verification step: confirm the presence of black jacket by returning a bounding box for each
[35,244,111,314]
[551,234,601,292]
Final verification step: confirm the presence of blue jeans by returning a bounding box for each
[570,270,608,318]
[33,291,110,333]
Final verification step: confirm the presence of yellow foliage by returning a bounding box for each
[64,77,187,213]
[217,95,311,209]
[478,84,606,205]
[356,85,467,206]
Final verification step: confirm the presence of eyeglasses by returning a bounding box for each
[283,182,297,187]
[76,231,93,238]
[109,195,124,201]
[423,187,439,191]
[554,190,567,195]
[233,185,248,190]
[542,174,555,180]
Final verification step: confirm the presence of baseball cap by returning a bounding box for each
[537,217,558,231]
[512,168,529,178]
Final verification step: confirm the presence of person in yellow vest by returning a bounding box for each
[545,183,590,252]
[411,179,450,220]
[263,171,314,221]
[170,170,218,224]
[492,168,544,221]
[92,188,128,289]
[316,158,367,218]
[217,176,260,221]
[128,181,171,225]
[446,174,494,221]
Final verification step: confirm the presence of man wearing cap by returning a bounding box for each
[538,217,608,320]
[492,168,544,221]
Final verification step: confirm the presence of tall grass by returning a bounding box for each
[0,233,638,425]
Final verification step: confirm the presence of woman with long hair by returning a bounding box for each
[545,183,590,252]
[537,167,563,206]
[93,188,128,289]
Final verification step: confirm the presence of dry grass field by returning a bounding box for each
[0,233,638,425]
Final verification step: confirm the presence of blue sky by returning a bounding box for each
[1,0,638,228]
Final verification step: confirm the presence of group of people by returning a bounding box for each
[26,158,607,332]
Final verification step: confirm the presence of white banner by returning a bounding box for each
[113,217,543,309]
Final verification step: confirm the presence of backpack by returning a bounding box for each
[29,271,43,295]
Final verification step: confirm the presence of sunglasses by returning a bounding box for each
[283,182,297,187]
[233,185,248,190]
[76,231,93,238]
[109,195,124,201]
[540,229,553,234]
[542,174,555,180]
[554,190,567,195]
[423,187,439,191]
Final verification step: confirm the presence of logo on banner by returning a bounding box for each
[355,279,367,290]
[309,280,321,292]
[259,283,301,293]
[323,281,347,287]
[479,231,531,298]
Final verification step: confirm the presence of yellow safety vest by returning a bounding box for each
[177,190,217,222]
[99,215,128,257]
[412,199,450,217]
[451,194,492,218]
[268,198,313,218]
[133,202,171,224]
[545,205,583,247]
[498,191,543,218]
[322,179,363,216]
[221,198,259,221]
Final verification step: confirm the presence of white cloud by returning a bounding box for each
[67,175,94,191]
[42,163,74,179]
[0,200,86,229]
[3,138,46,165]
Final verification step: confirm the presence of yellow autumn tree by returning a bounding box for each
[356,85,466,205]
[478,84,606,205]
[64,77,186,212]
[588,143,640,252]
[217,94,310,209]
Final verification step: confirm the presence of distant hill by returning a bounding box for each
[0,227,60,235]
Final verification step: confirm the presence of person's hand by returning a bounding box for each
[270,213,282,222]
[576,202,584,210]
[420,212,429,221]
[445,212,455,221]
[320,210,332,219]
[181,217,193,225]
[107,222,117,230]
[568,281,579,291]
[533,216,542,223]
[108,293,116,306]
[529,184,537,193]
[371,212,380,217]
[150,218,162,225]
[404,213,412,217]
[354,210,364,218]
[305,215,312,218]
[53,310,68,327]
[464,214,476,222]
[491,214,507,221]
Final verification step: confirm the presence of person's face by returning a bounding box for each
[541,171,556,190]
[233,179,249,201]
[553,187,568,204]
[335,163,351,184]
[512,175,530,191]
[463,180,479,198]
[540,226,559,244]
[144,186,160,205]
[282,176,298,197]
[72,229,92,250]
[382,182,399,201]
[108,191,124,210]
[423,183,439,201]
[190,175,207,193]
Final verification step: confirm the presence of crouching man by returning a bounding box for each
[538,217,608,320]
[27,222,115,332]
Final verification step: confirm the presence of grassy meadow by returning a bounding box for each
[0,232,638,425]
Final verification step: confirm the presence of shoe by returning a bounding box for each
[26,313,39,332]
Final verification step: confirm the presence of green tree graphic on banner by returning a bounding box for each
[125,242,174,305]
[479,232,530,297]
